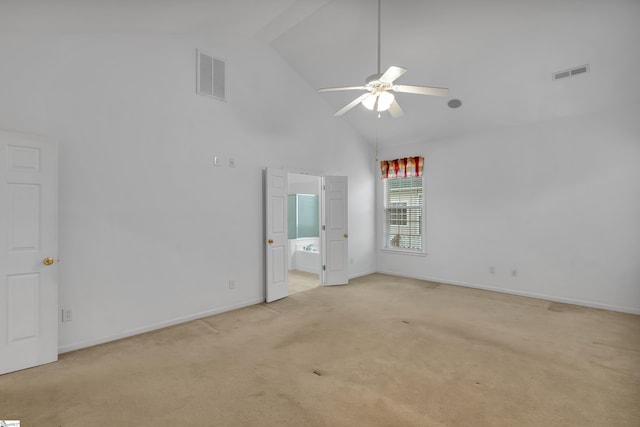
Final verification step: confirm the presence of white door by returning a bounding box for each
[265,168,288,302]
[0,130,58,375]
[322,176,348,286]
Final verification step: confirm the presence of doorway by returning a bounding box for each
[287,173,321,294]
[265,168,348,302]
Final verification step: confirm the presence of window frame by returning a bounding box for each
[380,175,426,256]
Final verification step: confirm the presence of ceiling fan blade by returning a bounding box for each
[379,66,407,84]
[392,84,449,97]
[388,100,404,118]
[318,86,367,93]
[334,93,371,117]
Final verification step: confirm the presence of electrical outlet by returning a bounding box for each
[228,158,235,168]
[62,309,73,322]
[489,266,495,274]
[511,269,517,277]
[228,280,236,289]
[213,156,221,166]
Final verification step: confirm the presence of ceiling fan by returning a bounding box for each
[318,0,449,118]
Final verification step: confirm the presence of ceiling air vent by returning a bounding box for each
[197,49,226,101]
[553,64,590,81]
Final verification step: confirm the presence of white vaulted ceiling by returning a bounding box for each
[269,0,640,145]
[3,0,639,146]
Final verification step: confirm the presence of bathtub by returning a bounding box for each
[295,247,320,274]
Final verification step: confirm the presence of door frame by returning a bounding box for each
[284,168,348,288]
[265,167,349,300]
[286,170,324,285]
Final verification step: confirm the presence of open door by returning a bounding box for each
[322,176,348,286]
[264,168,288,302]
[0,131,59,374]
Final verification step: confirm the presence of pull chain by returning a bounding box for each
[375,115,380,161]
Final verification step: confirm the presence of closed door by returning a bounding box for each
[0,130,58,375]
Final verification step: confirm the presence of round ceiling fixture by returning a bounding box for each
[448,99,462,109]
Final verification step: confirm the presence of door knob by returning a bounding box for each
[343,233,349,238]
[43,257,55,266]
[267,239,274,244]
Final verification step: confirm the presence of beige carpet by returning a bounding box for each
[1,273,639,426]
[288,269,319,295]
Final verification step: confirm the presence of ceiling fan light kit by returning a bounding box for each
[318,0,449,118]
[363,91,394,111]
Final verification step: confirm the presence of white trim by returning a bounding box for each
[285,168,325,176]
[348,270,377,280]
[381,174,426,253]
[379,248,426,257]
[377,269,640,315]
[58,297,264,354]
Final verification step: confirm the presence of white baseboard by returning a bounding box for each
[349,269,376,280]
[58,297,264,354]
[376,269,640,315]
[58,271,374,354]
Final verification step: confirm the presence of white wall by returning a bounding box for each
[377,103,640,314]
[0,32,377,352]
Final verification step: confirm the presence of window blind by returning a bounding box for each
[384,176,423,250]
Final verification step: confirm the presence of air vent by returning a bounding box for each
[571,66,588,76]
[553,64,590,81]
[197,49,226,101]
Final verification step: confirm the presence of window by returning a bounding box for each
[383,176,423,251]
[388,203,408,225]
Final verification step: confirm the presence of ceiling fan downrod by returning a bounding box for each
[377,0,381,75]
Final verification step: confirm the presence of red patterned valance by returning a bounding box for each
[380,156,424,179]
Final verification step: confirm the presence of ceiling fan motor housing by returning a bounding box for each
[365,73,392,93]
